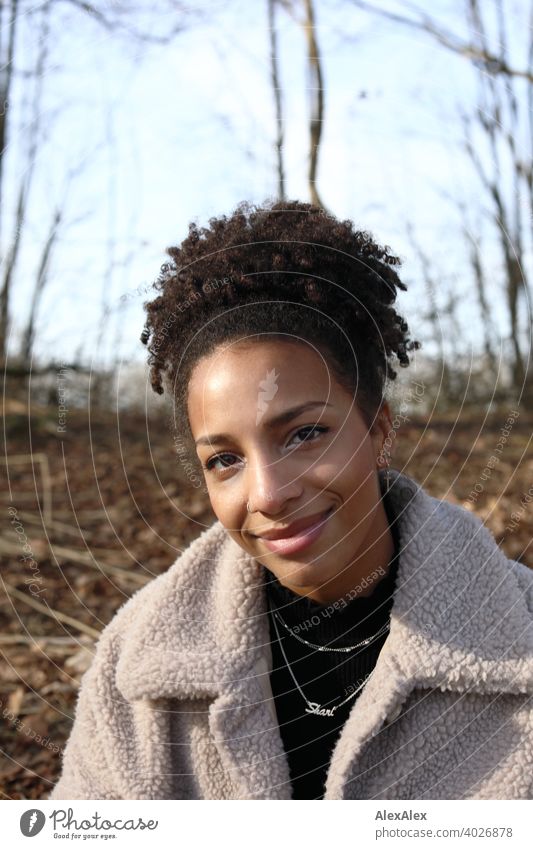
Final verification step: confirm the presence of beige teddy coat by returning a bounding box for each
[50,471,533,800]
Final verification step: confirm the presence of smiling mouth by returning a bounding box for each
[253,507,334,556]
[251,508,333,540]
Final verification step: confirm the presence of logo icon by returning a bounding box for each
[20,809,46,837]
[256,368,279,425]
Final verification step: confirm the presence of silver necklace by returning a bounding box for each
[272,607,391,653]
[269,599,374,718]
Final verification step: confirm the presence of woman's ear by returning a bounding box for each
[370,401,393,465]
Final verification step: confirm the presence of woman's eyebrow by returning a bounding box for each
[194,401,333,447]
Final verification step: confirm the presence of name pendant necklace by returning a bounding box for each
[269,598,382,718]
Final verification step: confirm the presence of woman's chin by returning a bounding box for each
[262,553,337,591]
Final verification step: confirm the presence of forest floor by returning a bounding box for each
[1,402,532,799]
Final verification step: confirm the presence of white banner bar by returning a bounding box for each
[3,799,532,848]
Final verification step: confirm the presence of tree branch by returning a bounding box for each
[349,0,533,82]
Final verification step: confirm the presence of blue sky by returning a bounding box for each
[4,0,530,377]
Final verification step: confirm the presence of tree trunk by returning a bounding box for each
[303,0,326,209]
[268,0,285,201]
[0,0,19,361]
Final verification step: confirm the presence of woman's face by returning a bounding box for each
[187,340,393,599]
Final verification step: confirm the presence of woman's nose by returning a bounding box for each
[245,456,302,514]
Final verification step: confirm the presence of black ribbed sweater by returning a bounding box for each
[265,496,400,800]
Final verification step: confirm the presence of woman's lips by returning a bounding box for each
[258,508,333,555]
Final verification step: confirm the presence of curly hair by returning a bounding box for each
[141,199,420,465]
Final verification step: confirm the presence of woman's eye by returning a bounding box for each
[203,453,237,473]
[202,426,328,474]
[290,425,328,446]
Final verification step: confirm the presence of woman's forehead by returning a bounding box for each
[188,340,335,402]
[186,341,365,443]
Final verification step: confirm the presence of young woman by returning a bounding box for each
[51,200,533,800]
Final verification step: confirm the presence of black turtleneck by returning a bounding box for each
[265,491,400,800]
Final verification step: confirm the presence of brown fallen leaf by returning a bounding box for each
[6,686,25,716]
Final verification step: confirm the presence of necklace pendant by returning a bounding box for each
[304,701,337,718]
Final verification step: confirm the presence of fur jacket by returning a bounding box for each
[50,471,533,800]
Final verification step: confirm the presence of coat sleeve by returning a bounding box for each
[48,628,127,800]
[49,682,115,799]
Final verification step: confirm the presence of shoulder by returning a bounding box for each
[393,469,518,560]
[98,521,227,643]
[508,557,533,614]
[392,471,533,621]
[81,520,229,692]
[390,470,499,558]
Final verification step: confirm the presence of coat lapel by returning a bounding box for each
[116,524,292,799]
[204,539,292,799]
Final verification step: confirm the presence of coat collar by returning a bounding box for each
[116,470,533,704]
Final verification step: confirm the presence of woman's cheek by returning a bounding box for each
[209,489,241,527]
[312,458,344,486]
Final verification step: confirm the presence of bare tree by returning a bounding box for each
[462,221,498,376]
[60,0,190,44]
[279,0,327,208]
[0,0,196,368]
[349,0,533,82]
[351,0,533,398]
[2,1,51,353]
[20,208,62,363]
[303,0,326,208]
[461,0,532,393]
[268,0,286,200]
[0,0,20,360]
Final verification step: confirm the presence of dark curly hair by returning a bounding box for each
[141,199,420,469]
